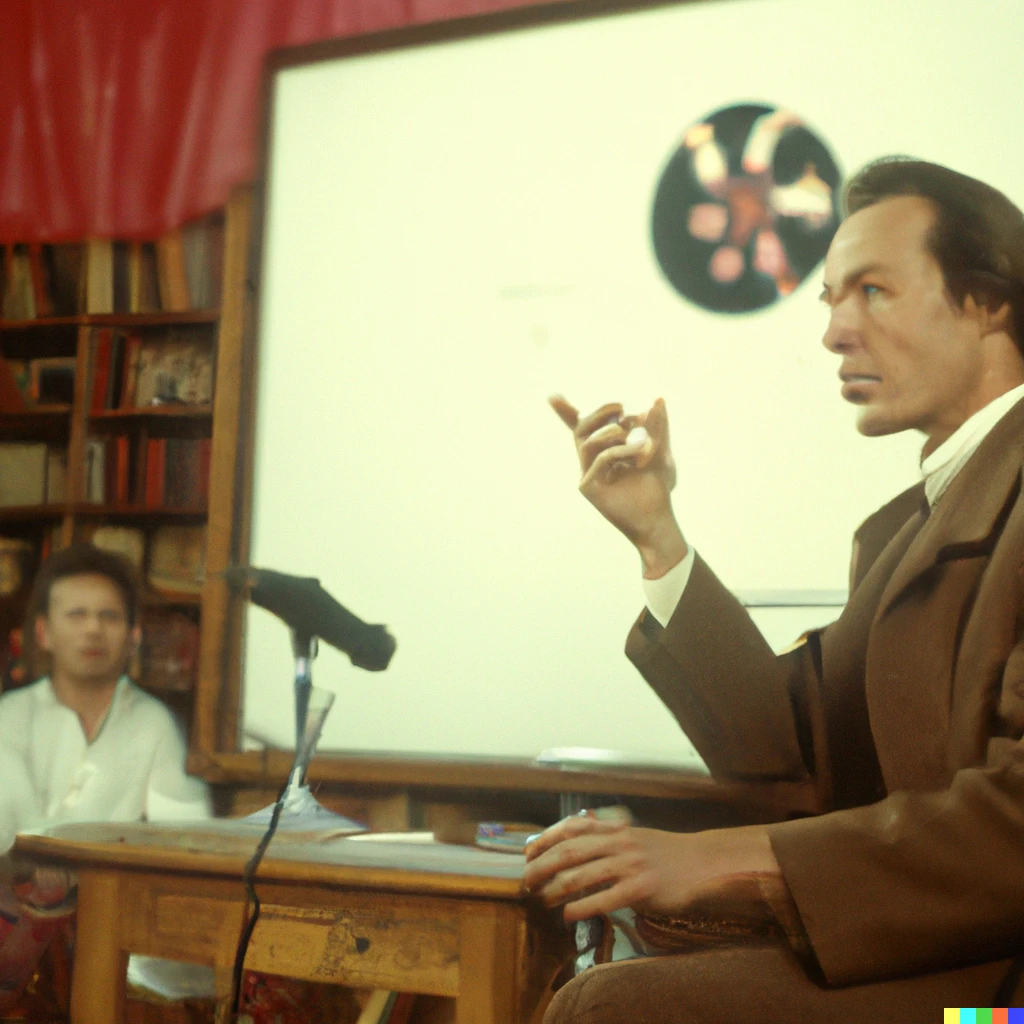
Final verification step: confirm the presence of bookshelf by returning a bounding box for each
[0,189,253,743]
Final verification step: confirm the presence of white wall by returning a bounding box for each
[241,0,1024,765]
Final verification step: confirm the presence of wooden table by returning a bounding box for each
[14,823,571,1024]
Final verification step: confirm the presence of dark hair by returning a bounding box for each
[844,157,1024,351]
[27,544,142,627]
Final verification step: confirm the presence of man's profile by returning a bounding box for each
[527,158,1024,1019]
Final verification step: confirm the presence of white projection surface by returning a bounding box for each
[242,0,1024,764]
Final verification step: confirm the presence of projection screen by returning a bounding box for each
[240,0,1024,766]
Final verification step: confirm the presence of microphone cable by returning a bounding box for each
[228,779,288,1017]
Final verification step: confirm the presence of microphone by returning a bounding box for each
[224,566,396,671]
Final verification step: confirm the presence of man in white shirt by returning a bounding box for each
[527,158,1024,1019]
[0,544,210,1004]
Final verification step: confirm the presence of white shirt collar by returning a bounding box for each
[32,674,132,726]
[920,382,1024,507]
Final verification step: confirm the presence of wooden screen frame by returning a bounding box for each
[186,0,815,815]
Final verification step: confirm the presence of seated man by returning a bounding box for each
[0,544,210,1005]
[527,157,1024,1019]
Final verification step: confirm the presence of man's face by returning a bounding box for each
[821,195,990,451]
[36,574,138,686]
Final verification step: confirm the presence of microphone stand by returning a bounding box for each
[289,629,315,791]
[228,627,365,1018]
[242,628,365,831]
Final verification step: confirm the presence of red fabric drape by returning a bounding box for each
[0,0,549,243]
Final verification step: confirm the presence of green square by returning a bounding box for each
[978,1009,993,1024]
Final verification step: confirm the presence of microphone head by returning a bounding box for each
[223,565,396,671]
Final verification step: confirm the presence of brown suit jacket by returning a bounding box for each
[625,396,1024,989]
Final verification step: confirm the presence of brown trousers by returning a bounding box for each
[544,946,1020,1023]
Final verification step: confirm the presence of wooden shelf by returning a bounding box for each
[71,503,207,522]
[0,311,219,330]
[0,408,72,440]
[90,407,212,438]
[0,504,66,522]
[92,406,211,419]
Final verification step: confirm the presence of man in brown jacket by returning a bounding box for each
[526,158,1024,1019]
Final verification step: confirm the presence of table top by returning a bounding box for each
[14,822,529,901]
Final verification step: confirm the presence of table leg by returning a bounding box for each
[455,904,520,1024]
[70,870,127,1024]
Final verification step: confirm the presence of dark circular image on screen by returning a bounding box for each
[651,103,842,314]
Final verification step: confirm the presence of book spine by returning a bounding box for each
[197,438,212,503]
[91,329,113,414]
[106,332,126,410]
[156,229,190,312]
[115,436,130,505]
[84,239,113,314]
[120,333,142,409]
[28,244,53,318]
[144,438,166,508]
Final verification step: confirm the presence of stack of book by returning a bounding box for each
[84,436,210,508]
[0,213,224,320]
[86,523,206,596]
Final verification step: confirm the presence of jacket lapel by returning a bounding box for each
[875,398,1024,622]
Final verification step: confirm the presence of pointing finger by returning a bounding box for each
[549,395,580,430]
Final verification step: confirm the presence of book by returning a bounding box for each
[90,329,114,413]
[87,524,145,568]
[148,524,206,594]
[85,439,106,503]
[133,332,214,407]
[163,438,210,507]
[2,245,36,320]
[84,239,113,314]
[45,447,67,504]
[127,242,162,313]
[27,244,53,318]
[0,443,47,506]
[140,610,200,692]
[106,332,126,409]
[114,435,130,505]
[181,218,216,310]
[112,241,131,313]
[144,438,167,508]
[46,243,84,316]
[156,229,190,311]
[119,333,143,408]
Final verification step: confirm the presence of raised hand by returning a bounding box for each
[549,395,687,577]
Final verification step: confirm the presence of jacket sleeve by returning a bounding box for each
[768,722,1024,985]
[625,553,815,783]
[624,484,927,786]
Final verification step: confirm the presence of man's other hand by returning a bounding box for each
[523,813,780,923]
[548,396,688,577]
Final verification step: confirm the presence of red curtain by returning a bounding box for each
[0,0,550,243]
